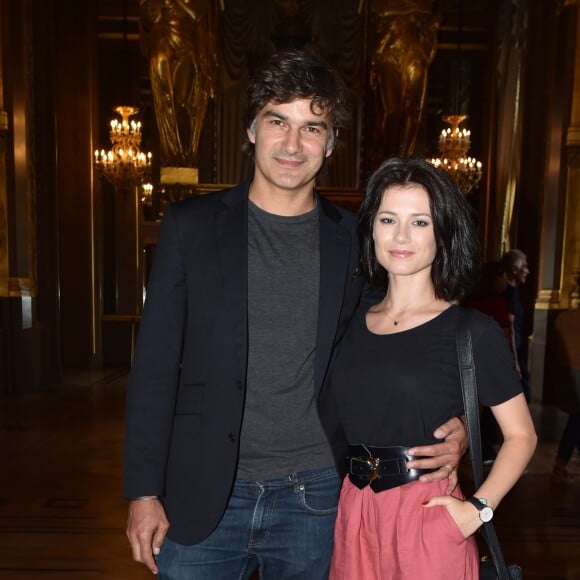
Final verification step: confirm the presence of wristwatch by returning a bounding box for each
[467,496,494,523]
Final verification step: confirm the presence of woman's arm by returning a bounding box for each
[474,393,537,508]
[423,393,536,537]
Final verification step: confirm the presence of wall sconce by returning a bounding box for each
[141,182,153,206]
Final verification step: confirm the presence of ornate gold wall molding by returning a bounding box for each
[566,132,580,166]
[535,288,562,310]
[559,0,580,306]
[0,1,37,298]
[367,0,439,162]
[0,0,9,297]
[140,0,218,171]
[561,133,580,307]
[0,106,8,297]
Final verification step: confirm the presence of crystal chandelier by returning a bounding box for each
[94,106,152,190]
[429,115,482,195]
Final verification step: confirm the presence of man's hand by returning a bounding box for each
[126,499,169,574]
[406,416,468,494]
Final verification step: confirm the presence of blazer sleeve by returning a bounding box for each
[123,203,187,498]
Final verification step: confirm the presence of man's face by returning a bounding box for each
[247,99,334,195]
[513,257,530,285]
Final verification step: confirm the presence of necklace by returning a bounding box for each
[384,306,407,326]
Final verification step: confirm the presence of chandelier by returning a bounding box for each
[429,116,482,195]
[94,106,152,190]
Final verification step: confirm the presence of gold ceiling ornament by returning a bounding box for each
[429,114,483,195]
[94,106,152,190]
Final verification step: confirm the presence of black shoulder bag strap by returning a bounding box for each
[456,307,513,580]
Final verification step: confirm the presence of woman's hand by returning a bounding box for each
[422,495,483,539]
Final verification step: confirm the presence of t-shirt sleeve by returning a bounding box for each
[471,310,523,406]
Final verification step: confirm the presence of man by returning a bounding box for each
[549,304,580,483]
[501,248,531,400]
[124,50,466,579]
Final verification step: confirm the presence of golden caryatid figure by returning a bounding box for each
[368,0,439,160]
[139,0,217,182]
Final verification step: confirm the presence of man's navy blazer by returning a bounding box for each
[123,180,364,545]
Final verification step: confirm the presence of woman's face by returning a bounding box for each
[372,184,437,280]
[494,272,508,293]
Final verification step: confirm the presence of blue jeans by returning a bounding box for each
[157,466,340,580]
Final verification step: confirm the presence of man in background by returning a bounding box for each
[549,304,580,483]
[501,248,531,400]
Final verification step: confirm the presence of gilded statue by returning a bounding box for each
[139,0,218,170]
[368,0,439,159]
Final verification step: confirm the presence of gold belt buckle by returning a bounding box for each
[360,456,380,481]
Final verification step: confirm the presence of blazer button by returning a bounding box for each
[236,380,244,390]
[228,433,238,442]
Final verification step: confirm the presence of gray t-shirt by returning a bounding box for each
[236,201,335,480]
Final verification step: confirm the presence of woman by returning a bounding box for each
[465,260,511,339]
[321,157,537,579]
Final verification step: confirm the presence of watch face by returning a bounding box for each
[480,506,494,522]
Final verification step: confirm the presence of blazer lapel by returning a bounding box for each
[213,184,352,390]
[315,195,352,393]
[215,183,249,380]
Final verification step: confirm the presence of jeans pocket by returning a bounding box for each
[297,472,340,515]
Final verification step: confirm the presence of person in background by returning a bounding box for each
[320,157,537,579]
[549,305,580,483]
[466,260,510,337]
[123,51,467,579]
[500,248,531,400]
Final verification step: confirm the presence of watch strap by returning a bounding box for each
[467,496,486,510]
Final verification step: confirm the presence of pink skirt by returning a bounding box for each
[329,477,479,580]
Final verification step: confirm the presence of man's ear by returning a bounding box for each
[247,127,256,144]
[325,129,338,158]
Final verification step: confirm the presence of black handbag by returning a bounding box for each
[456,308,524,580]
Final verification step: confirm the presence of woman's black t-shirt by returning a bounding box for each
[326,305,522,447]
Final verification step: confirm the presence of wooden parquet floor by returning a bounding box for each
[0,369,579,579]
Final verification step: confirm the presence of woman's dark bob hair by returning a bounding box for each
[358,156,481,301]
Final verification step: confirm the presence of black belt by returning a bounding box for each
[347,444,436,493]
